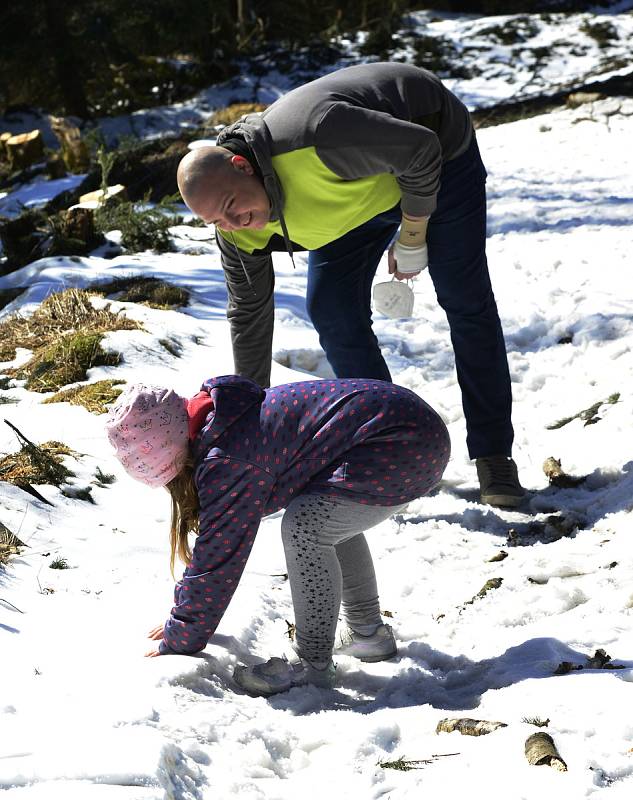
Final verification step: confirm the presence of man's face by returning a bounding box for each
[193,156,271,232]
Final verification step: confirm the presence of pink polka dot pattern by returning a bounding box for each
[160,375,450,655]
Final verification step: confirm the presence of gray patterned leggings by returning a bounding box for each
[281,493,407,664]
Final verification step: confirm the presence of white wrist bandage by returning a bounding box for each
[393,240,428,273]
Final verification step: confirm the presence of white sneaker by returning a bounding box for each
[334,623,397,662]
[233,654,336,697]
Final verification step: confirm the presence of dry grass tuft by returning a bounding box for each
[44,378,126,414]
[91,276,189,309]
[0,440,75,488]
[14,332,121,393]
[206,103,267,129]
[0,522,26,566]
[0,287,141,362]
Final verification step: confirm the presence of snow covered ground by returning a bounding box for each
[1,11,633,800]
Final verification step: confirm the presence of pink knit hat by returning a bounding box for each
[105,384,189,487]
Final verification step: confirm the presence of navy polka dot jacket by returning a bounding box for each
[160,375,450,654]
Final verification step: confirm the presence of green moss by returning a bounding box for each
[43,378,126,413]
[15,332,121,393]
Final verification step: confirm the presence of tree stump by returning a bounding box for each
[56,207,101,250]
[0,132,13,157]
[6,130,45,170]
[49,116,90,173]
[525,733,567,771]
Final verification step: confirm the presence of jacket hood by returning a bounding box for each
[217,114,282,222]
[196,375,266,447]
[217,115,295,265]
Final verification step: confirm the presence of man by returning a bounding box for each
[177,62,524,507]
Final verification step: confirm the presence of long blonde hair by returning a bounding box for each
[165,450,199,577]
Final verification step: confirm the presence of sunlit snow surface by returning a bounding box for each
[1,12,633,800]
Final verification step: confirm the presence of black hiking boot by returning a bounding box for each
[476,455,525,508]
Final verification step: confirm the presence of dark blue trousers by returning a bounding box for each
[306,135,513,459]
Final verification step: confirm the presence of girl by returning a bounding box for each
[105,375,450,696]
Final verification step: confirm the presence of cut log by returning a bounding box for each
[79,184,127,206]
[6,130,45,170]
[566,92,604,108]
[525,733,567,771]
[436,718,508,736]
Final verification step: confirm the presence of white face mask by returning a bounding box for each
[372,277,415,319]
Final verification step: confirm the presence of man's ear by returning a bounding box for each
[230,155,254,175]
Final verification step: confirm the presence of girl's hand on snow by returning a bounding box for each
[147,623,165,640]
[145,623,167,656]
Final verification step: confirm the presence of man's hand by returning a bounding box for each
[388,214,429,280]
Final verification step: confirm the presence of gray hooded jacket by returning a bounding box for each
[215,62,473,387]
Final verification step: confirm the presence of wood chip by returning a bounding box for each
[542,457,586,488]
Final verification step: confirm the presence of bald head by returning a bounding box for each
[177,146,233,208]
[177,145,271,231]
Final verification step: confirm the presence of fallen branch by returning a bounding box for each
[554,648,626,674]
[436,718,508,737]
[378,753,460,771]
[0,597,24,613]
[462,578,503,609]
[546,393,619,430]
